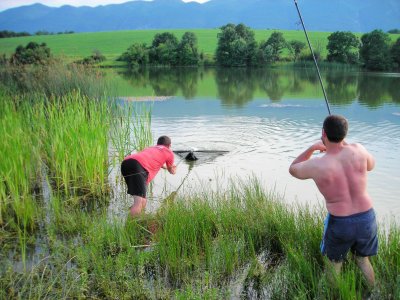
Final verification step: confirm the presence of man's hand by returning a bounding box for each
[167,165,177,175]
[312,140,326,153]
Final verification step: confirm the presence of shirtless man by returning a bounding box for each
[289,115,377,286]
[121,136,177,216]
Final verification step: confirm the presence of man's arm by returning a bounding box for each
[356,143,375,171]
[289,141,326,179]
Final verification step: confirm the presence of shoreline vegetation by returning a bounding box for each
[0,61,399,299]
[0,27,399,71]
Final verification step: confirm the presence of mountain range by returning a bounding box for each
[0,0,399,33]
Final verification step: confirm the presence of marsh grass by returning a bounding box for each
[42,92,110,198]
[0,64,113,270]
[0,61,109,99]
[1,179,399,298]
[0,98,41,230]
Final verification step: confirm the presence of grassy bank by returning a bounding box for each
[1,180,399,299]
[1,29,399,64]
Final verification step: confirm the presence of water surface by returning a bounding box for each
[111,67,400,221]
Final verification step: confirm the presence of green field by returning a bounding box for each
[1,29,398,63]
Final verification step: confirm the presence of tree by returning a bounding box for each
[10,42,51,65]
[149,32,179,66]
[262,31,287,62]
[288,40,306,62]
[215,23,257,67]
[327,31,359,64]
[360,30,392,71]
[388,29,400,34]
[177,32,199,66]
[118,43,149,67]
[391,38,400,69]
[257,44,274,65]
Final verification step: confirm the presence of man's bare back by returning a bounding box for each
[296,141,375,216]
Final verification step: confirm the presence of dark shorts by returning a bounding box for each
[120,159,148,198]
[321,208,378,262]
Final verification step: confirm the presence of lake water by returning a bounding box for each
[110,67,400,221]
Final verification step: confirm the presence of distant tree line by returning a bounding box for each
[2,24,400,71]
[327,29,400,71]
[0,30,74,38]
[214,24,400,71]
[118,24,399,71]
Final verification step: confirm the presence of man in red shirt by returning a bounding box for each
[121,136,177,216]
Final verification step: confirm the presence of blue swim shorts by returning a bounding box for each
[320,208,378,262]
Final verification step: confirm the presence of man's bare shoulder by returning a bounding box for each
[345,142,369,154]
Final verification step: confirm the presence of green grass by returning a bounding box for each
[41,92,110,199]
[0,97,41,230]
[1,179,399,299]
[1,29,398,63]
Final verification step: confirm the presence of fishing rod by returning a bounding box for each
[293,0,331,115]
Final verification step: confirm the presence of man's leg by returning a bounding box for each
[325,260,343,285]
[355,256,375,287]
[130,195,146,216]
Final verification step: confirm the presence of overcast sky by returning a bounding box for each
[0,0,209,11]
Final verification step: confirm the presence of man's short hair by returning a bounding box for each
[323,115,348,143]
[157,135,171,146]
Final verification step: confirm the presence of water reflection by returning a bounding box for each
[216,68,256,107]
[325,70,358,106]
[117,67,400,109]
[358,74,400,108]
[121,67,201,99]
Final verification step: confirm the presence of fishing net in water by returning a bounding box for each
[174,150,229,164]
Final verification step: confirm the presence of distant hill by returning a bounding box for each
[0,0,399,33]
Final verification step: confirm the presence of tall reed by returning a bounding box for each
[42,91,110,199]
[110,101,153,164]
[0,96,41,230]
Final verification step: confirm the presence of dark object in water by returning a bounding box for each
[174,150,228,164]
[185,150,198,161]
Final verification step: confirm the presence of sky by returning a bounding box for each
[0,0,209,11]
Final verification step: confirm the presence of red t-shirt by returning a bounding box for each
[124,145,174,184]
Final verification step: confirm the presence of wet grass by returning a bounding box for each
[42,93,110,199]
[1,179,399,299]
[0,98,41,235]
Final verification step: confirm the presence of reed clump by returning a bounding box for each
[0,97,41,231]
[41,92,110,199]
